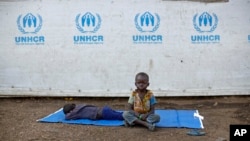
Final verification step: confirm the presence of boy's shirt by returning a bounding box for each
[128,90,157,114]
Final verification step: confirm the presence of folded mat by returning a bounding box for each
[37,109,204,129]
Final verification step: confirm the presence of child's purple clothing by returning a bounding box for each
[65,105,123,120]
[65,104,100,120]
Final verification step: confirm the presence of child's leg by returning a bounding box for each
[122,111,137,125]
[133,119,151,127]
[102,106,123,120]
[133,119,155,131]
[123,111,155,131]
[146,114,160,123]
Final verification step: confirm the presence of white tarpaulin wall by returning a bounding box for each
[0,0,249,97]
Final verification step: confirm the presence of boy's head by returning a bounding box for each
[135,72,149,90]
[63,103,76,114]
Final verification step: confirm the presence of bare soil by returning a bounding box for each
[0,96,249,141]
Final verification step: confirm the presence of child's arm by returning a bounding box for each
[141,104,156,120]
[146,104,156,115]
[127,103,140,118]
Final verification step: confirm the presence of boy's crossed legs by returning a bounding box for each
[123,111,160,131]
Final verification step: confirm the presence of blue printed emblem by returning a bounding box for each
[193,12,218,33]
[75,12,101,33]
[134,12,160,32]
[17,13,42,34]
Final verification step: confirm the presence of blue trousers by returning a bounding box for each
[102,106,123,120]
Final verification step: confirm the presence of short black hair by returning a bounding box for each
[63,103,76,114]
[135,72,149,81]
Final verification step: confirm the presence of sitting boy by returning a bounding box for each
[123,72,160,131]
[63,103,123,120]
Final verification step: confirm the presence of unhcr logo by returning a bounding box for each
[193,12,218,33]
[135,12,160,32]
[15,13,45,45]
[133,12,162,44]
[74,12,103,44]
[191,12,220,44]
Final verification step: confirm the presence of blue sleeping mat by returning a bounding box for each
[37,109,204,129]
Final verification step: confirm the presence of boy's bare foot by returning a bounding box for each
[148,123,155,131]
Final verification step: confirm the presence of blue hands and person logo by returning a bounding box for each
[17,13,42,34]
[135,12,160,32]
[193,12,218,33]
[191,12,220,43]
[75,12,101,33]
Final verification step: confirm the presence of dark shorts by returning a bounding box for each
[101,106,123,120]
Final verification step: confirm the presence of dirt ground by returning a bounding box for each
[0,96,249,141]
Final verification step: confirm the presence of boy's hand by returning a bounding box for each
[135,112,140,118]
[140,114,147,121]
